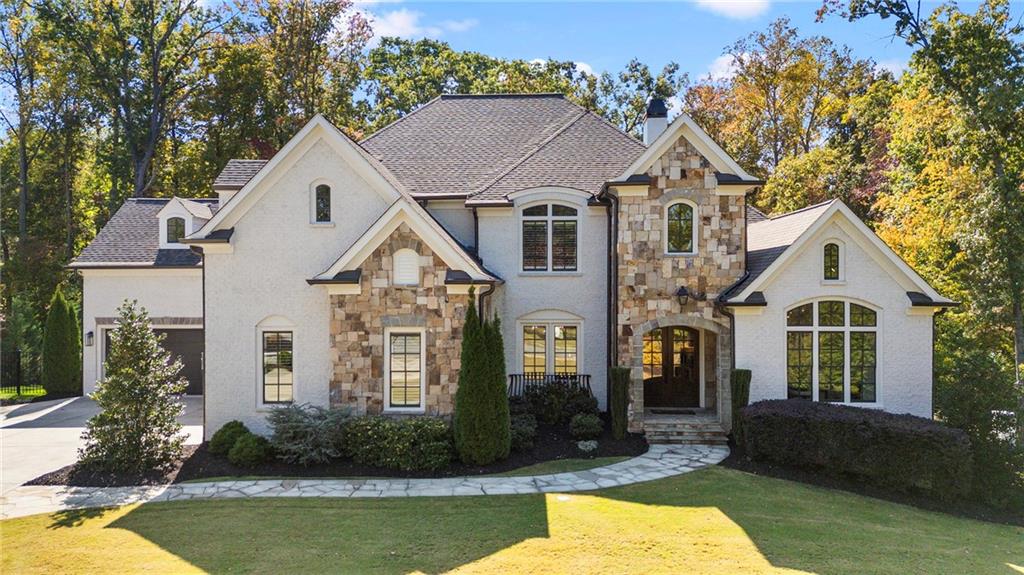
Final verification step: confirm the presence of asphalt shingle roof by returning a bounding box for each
[71,198,217,267]
[213,159,267,189]
[360,94,643,200]
[724,200,835,300]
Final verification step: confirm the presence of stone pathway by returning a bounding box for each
[0,444,728,519]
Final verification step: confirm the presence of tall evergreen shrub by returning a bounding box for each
[731,369,752,437]
[610,367,630,439]
[454,290,510,464]
[79,300,187,472]
[41,286,81,397]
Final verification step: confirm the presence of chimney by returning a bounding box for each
[643,97,669,146]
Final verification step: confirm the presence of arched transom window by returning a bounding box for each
[166,217,186,244]
[521,203,578,272]
[786,300,877,403]
[665,200,696,254]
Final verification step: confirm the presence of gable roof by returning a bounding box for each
[162,196,213,220]
[723,200,954,305]
[70,198,217,268]
[360,94,644,201]
[213,159,268,190]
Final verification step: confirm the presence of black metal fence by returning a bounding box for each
[507,373,592,397]
[1,349,44,397]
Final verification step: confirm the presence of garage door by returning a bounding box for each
[104,328,204,395]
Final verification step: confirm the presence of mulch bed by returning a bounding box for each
[28,424,648,488]
[721,439,1024,527]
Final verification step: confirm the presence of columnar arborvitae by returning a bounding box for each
[41,286,81,397]
[79,300,187,472]
[454,289,511,465]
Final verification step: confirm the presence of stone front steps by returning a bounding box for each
[645,420,729,445]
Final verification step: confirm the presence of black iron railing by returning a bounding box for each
[507,373,592,397]
[1,349,45,398]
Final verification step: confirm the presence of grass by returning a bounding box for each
[179,456,632,483]
[3,467,1021,574]
[0,387,46,403]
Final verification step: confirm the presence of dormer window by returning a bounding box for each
[166,217,186,244]
[665,200,697,255]
[314,184,331,223]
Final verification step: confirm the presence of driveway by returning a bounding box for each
[0,396,202,495]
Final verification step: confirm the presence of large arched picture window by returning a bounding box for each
[665,201,696,254]
[786,300,877,403]
[166,217,186,244]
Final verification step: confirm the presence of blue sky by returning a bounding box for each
[356,0,947,83]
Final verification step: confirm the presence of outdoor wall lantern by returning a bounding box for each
[676,286,706,306]
[85,331,94,347]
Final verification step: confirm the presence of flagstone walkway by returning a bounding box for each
[0,444,728,519]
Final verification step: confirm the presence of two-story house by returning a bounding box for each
[71,94,955,440]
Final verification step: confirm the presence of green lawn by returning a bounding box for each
[3,467,1021,574]
[0,387,46,403]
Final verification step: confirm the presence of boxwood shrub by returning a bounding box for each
[210,420,250,456]
[342,416,453,471]
[569,413,603,440]
[738,400,973,500]
[228,432,271,467]
[510,413,538,452]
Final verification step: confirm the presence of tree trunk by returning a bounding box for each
[17,122,29,244]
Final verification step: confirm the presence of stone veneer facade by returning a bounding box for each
[616,137,746,432]
[329,224,470,416]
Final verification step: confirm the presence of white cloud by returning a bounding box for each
[364,8,477,43]
[877,58,908,77]
[694,0,770,20]
[441,18,478,33]
[574,61,594,75]
[704,54,739,81]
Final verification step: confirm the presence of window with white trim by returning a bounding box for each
[262,331,293,404]
[314,184,331,223]
[521,323,578,374]
[166,217,186,244]
[665,200,697,254]
[387,330,424,410]
[393,248,420,286]
[521,204,578,272]
[786,300,877,403]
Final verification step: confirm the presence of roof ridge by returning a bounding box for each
[759,199,837,222]
[558,96,646,152]
[360,95,444,144]
[469,109,589,198]
[438,93,565,99]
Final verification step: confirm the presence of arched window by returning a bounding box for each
[521,203,578,272]
[393,248,420,286]
[786,300,877,403]
[665,201,696,254]
[823,242,840,280]
[314,184,331,223]
[166,217,186,244]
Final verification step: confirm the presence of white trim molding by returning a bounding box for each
[664,199,698,256]
[255,315,296,409]
[515,309,584,375]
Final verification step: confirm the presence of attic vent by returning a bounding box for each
[393,249,420,286]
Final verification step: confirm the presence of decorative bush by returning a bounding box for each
[210,420,250,455]
[79,301,187,473]
[565,387,599,420]
[610,367,630,440]
[228,432,271,467]
[731,369,752,436]
[453,292,510,465]
[342,416,453,471]
[510,413,538,452]
[524,383,569,425]
[570,413,603,440]
[41,286,81,397]
[267,403,350,466]
[739,400,973,500]
[509,396,531,417]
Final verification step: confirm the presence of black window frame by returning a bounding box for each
[262,330,293,404]
[666,201,696,254]
[521,203,578,272]
[314,184,331,223]
[166,217,186,244]
[388,331,423,409]
[823,242,840,280]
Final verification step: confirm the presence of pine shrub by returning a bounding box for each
[267,403,350,466]
[731,369,752,437]
[41,286,81,397]
[209,421,250,455]
[609,367,630,440]
[78,300,187,473]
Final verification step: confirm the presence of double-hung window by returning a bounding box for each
[386,330,424,411]
[786,300,877,403]
[521,204,578,272]
[521,323,578,374]
[262,331,293,404]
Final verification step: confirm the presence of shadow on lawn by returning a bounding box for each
[48,507,111,529]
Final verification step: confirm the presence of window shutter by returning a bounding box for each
[393,249,420,286]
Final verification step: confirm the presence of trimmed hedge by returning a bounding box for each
[738,400,973,500]
[210,421,250,455]
[609,367,630,440]
[731,369,751,436]
[228,432,271,467]
[570,413,603,440]
[342,416,453,471]
[523,384,596,426]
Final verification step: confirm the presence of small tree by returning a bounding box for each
[79,300,187,472]
[454,290,510,465]
[609,367,630,440]
[41,286,81,397]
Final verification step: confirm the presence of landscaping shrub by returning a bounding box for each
[79,301,187,473]
[228,432,271,467]
[570,413,603,440]
[453,292,510,465]
[510,413,538,452]
[609,367,630,440]
[524,383,569,425]
[508,395,531,417]
[564,387,599,420]
[267,403,350,466]
[731,369,751,437]
[41,286,81,397]
[342,416,453,471]
[739,400,973,500]
[210,421,250,455]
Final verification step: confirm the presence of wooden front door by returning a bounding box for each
[642,327,700,408]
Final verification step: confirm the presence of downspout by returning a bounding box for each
[477,282,496,320]
[190,245,207,441]
[932,307,947,420]
[605,190,619,407]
